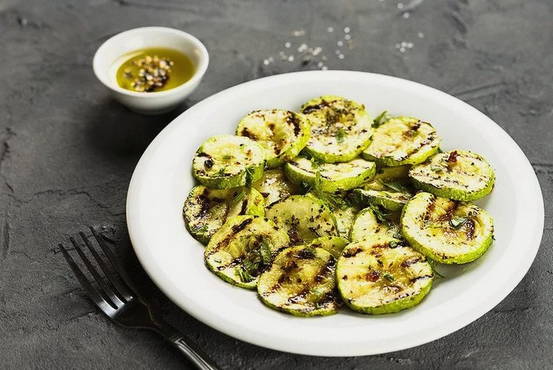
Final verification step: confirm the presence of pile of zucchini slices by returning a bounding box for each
[184,96,496,317]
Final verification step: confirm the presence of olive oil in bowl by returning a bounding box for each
[116,47,195,93]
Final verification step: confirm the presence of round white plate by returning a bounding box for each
[127,71,544,356]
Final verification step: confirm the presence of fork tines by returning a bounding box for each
[59,227,135,316]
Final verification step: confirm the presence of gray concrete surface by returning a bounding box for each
[1,0,552,368]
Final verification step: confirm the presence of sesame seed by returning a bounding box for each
[337,40,344,47]
[344,34,352,40]
[403,12,410,19]
[344,26,350,33]
[338,54,344,59]
[285,42,291,48]
[327,26,334,32]
[287,55,294,62]
[397,2,404,9]
[418,32,425,38]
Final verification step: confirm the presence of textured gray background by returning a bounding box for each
[1,0,552,369]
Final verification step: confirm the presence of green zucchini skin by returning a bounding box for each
[400,192,494,264]
[362,116,441,166]
[192,135,265,189]
[284,157,376,192]
[301,96,373,163]
[352,188,412,211]
[337,234,433,314]
[257,245,340,317]
[183,186,265,244]
[308,236,349,258]
[252,168,299,206]
[236,109,311,168]
[266,195,338,245]
[204,215,290,289]
[409,150,495,201]
[350,207,402,242]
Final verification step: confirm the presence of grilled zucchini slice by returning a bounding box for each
[308,236,349,258]
[301,96,373,163]
[192,135,265,189]
[257,245,340,317]
[401,192,494,264]
[362,117,440,166]
[352,188,412,211]
[409,150,495,201]
[350,207,401,242]
[337,234,433,314]
[183,186,265,244]
[204,215,289,289]
[236,109,311,168]
[285,157,376,192]
[266,195,338,245]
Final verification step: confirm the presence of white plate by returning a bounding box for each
[127,71,544,356]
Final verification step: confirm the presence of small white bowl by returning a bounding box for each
[93,27,209,115]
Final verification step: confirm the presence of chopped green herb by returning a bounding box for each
[335,127,347,143]
[369,204,391,223]
[450,217,468,229]
[388,240,403,249]
[244,166,255,185]
[232,189,246,204]
[259,240,273,264]
[373,110,391,128]
[237,267,254,282]
[382,180,411,193]
[427,258,445,279]
[431,165,444,173]
[383,273,395,282]
[192,224,209,234]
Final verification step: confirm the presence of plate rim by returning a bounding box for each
[126,70,545,356]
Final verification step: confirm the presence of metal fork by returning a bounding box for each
[59,226,219,370]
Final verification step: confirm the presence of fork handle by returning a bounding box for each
[153,320,219,370]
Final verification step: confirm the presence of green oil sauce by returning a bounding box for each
[116,47,195,92]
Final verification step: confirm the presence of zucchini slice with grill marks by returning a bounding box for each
[301,96,373,163]
[362,116,440,166]
[183,186,265,244]
[401,192,494,264]
[285,157,376,192]
[337,234,433,314]
[409,150,495,201]
[192,135,265,189]
[252,168,298,206]
[236,109,311,168]
[352,188,412,211]
[257,245,340,317]
[204,215,289,289]
[308,236,349,258]
[350,207,402,242]
[266,195,338,245]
